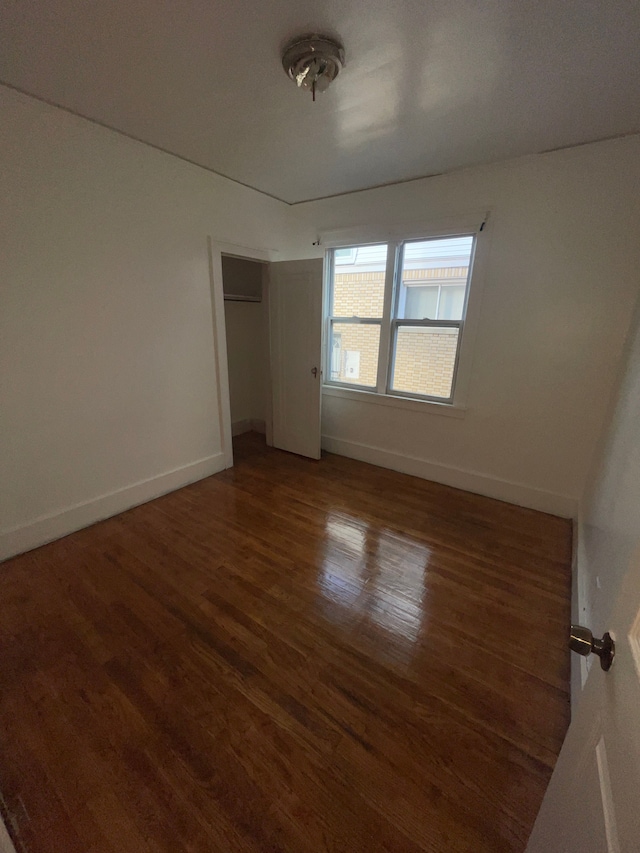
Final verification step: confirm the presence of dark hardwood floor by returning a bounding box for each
[0,432,572,852]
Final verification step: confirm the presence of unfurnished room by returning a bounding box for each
[1,2,640,851]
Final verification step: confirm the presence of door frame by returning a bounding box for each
[207,238,278,469]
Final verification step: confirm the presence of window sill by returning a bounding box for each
[322,385,467,419]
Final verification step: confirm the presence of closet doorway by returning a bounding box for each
[221,254,271,446]
[210,240,323,469]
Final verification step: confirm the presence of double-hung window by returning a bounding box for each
[325,234,477,404]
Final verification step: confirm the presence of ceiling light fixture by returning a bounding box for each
[282,34,345,101]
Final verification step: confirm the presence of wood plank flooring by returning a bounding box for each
[0,433,572,852]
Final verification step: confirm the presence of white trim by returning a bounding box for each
[572,510,593,702]
[450,220,491,408]
[321,434,577,517]
[0,452,225,563]
[570,516,586,714]
[208,238,234,470]
[212,240,278,263]
[322,384,467,418]
[318,210,490,248]
[209,238,276,470]
[376,242,398,392]
[596,737,622,853]
[263,266,275,447]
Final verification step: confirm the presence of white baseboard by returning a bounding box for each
[321,435,578,518]
[232,418,266,436]
[0,452,226,563]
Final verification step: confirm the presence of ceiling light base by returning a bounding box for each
[282,35,345,99]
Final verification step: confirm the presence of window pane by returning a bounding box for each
[404,285,439,320]
[334,247,356,262]
[396,235,473,320]
[332,244,387,318]
[439,284,466,320]
[330,322,381,387]
[391,326,460,399]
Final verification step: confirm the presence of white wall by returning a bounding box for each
[577,290,640,641]
[224,300,268,429]
[0,85,289,560]
[280,137,640,515]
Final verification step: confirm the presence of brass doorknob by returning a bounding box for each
[570,625,615,671]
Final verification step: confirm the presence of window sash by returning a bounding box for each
[387,320,464,403]
[329,317,382,324]
[390,318,461,329]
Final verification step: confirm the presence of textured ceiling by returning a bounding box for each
[1,0,639,203]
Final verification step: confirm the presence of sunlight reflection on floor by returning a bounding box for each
[319,512,430,655]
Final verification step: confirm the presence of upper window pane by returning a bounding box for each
[404,285,439,320]
[396,236,474,321]
[334,247,356,263]
[331,244,387,318]
[439,284,467,320]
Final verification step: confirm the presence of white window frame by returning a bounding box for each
[321,215,490,413]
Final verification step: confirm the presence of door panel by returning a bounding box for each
[527,304,640,852]
[526,678,613,852]
[526,570,640,853]
[269,259,323,459]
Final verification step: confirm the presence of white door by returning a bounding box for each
[269,259,323,459]
[526,310,640,853]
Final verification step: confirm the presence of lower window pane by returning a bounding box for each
[330,323,381,387]
[391,326,459,399]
